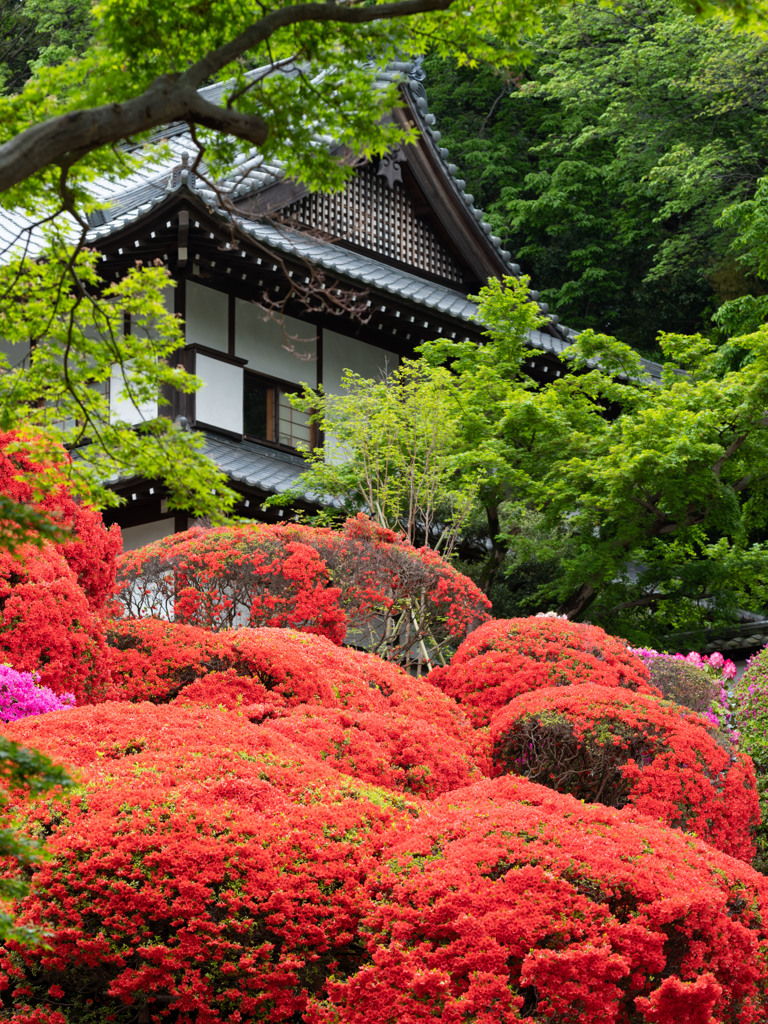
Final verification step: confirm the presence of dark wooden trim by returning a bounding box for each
[228,292,235,357]
[242,431,309,458]
[185,343,248,367]
[316,325,323,389]
[193,420,244,441]
[392,104,509,284]
[174,513,188,532]
[244,366,309,391]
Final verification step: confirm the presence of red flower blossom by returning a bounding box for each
[489,682,760,860]
[430,616,657,727]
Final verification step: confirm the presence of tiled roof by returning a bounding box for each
[201,431,306,494]
[1,61,665,382]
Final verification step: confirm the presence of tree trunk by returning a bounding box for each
[478,503,509,596]
[557,582,597,620]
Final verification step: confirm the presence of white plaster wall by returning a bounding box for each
[121,518,176,552]
[235,300,316,386]
[195,353,243,434]
[323,331,397,394]
[0,338,30,369]
[110,365,158,425]
[185,282,228,352]
[133,285,176,340]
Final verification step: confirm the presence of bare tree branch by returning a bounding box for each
[0,0,456,193]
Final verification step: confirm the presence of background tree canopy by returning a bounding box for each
[425,0,768,354]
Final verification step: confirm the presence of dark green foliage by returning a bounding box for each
[0,735,72,943]
[426,1,768,354]
[0,0,91,93]
[647,657,720,714]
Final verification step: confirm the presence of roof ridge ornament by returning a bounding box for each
[171,150,196,190]
[376,146,405,189]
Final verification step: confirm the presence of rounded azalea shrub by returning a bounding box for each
[115,515,490,665]
[4,702,346,797]
[429,615,656,727]
[0,543,110,702]
[117,523,348,642]
[308,775,768,1024]
[104,618,239,702]
[0,664,74,721]
[263,703,482,798]
[489,682,759,861]
[1,714,410,1024]
[644,655,721,714]
[104,624,479,755]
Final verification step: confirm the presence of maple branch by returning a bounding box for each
[0,0,456,193]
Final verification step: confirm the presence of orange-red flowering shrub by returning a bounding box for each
[0,543,109,702]
[116,515,490,664]
[0,431,120,612]
[429,615,656,727]
[2,703,419,1024]
[307,775,768,1024]
[104,618,239,702]
[117,524,347,642]
[490,682,759,861]
[2,694,768,1020]
[262,703,481,797]
[104,623,480,761]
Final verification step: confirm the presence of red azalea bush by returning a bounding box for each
[308,775,768,1024]
[3,704,420,1024]
[116,524,347,642]
[0,543,109,702]
[489,682,759,861]
[429,615,656,727]
[115,515,490,665]
[262,703,482,797]
[3,701,379,804]
[104,618,239,703]
[5,710,768,1024]
[1,777,406,1023]
[0,431,121,612]
[103,622,479,760]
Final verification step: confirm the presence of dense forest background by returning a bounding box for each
[6,0,768,642]
[425,0,768,356]
[6,0,768,356]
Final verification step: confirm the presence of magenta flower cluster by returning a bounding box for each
[629,646,739,741]
[0,664,75,722]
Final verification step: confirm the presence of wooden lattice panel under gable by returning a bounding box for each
[284,163,463,284]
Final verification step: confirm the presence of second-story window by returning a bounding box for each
[244,372,316,451]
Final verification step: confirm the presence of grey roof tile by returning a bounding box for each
[201,432,305,493]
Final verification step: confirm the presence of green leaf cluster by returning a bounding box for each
[268,359,478,554]
[0,237,237,518]
[426,0,768,354]
[421,276,768,645]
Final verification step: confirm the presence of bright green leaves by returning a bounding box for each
[0,735,73,945]
[0,241,237,518]
[269,359,476,554]
[417,273,768,642]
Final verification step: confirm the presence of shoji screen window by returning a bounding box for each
[244,373,316,451]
